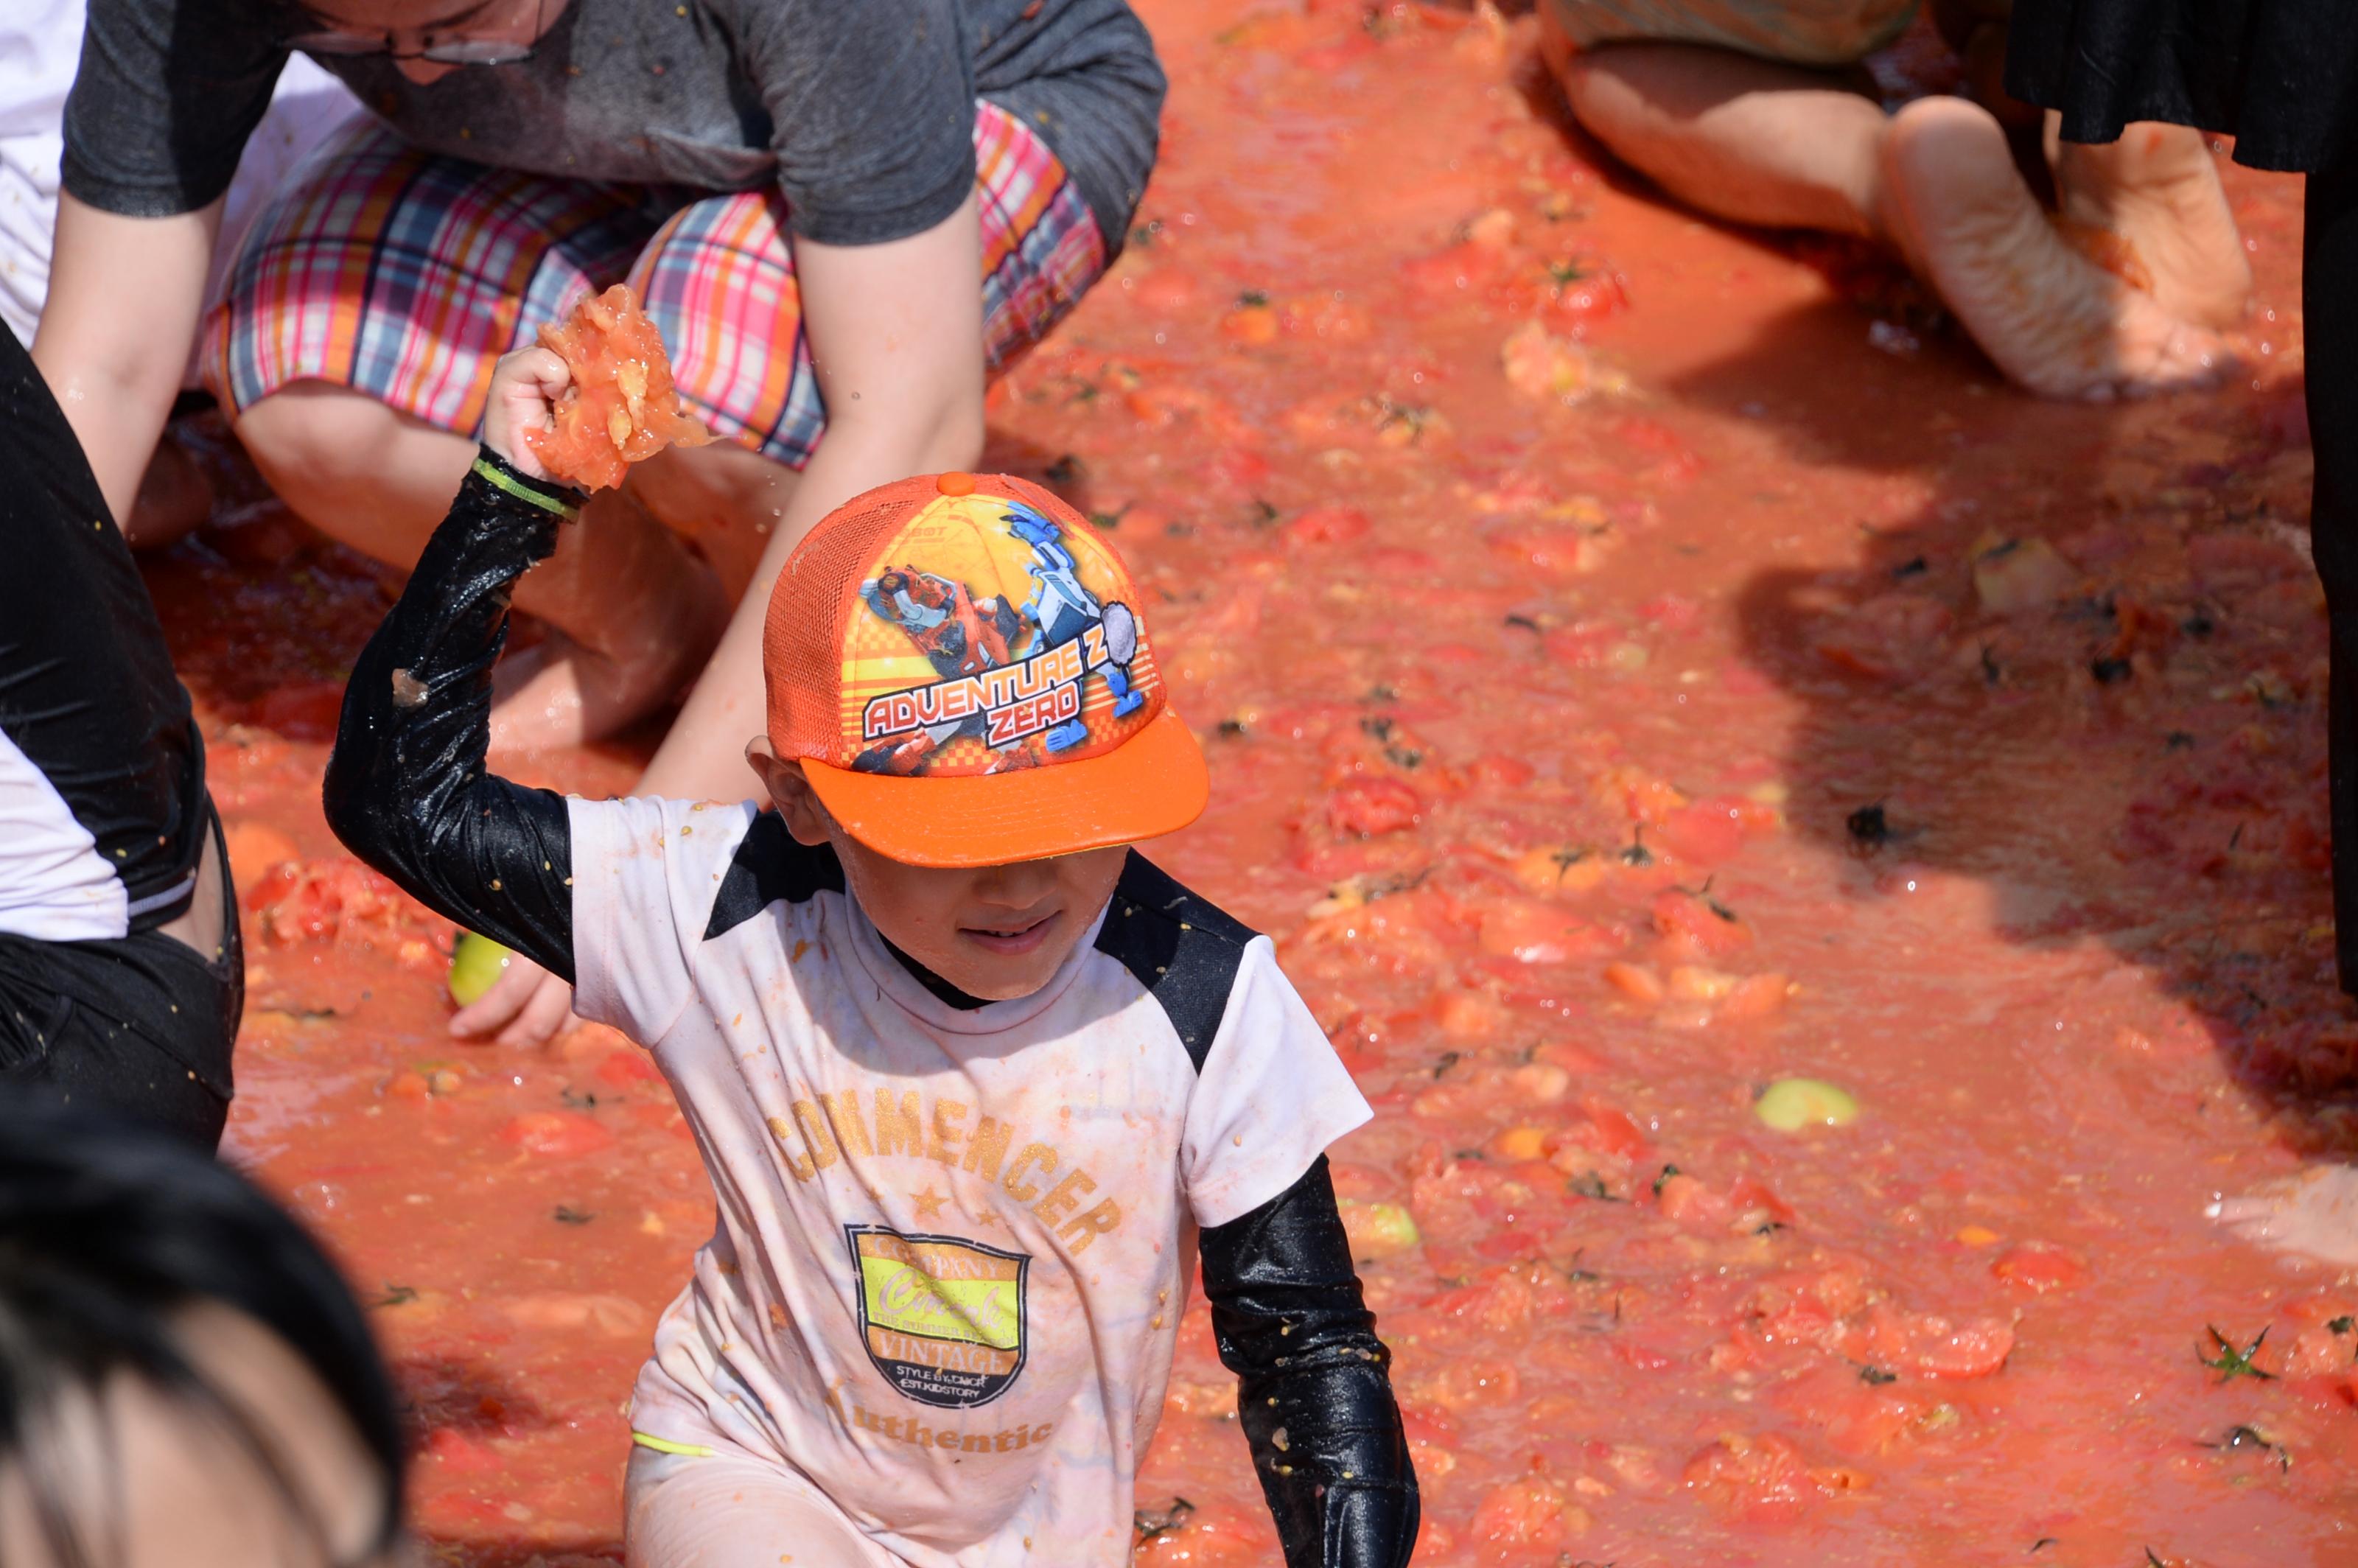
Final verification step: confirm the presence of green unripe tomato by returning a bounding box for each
[1754,1077,1861,1132]
[447,931,514,1007]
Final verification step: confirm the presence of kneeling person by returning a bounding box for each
[324,350,1418,1568]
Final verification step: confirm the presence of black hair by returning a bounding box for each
[0,1096,405,1565]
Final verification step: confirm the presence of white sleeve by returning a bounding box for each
[567,794,735,1045]
[1180,936,1373,1229]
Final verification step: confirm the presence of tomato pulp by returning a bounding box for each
[526,284,715,492]
[141,2,2350,1565]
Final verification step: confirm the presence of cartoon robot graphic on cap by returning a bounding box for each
[860,568,1017,679]
[854,568,1023,772]
[1002,503,1145,751]
[852,502,1146,774]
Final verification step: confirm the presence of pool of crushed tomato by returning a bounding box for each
[141,2,2357,1564]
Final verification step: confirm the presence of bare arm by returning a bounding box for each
[634,189,987,802]
[32,193,220,528]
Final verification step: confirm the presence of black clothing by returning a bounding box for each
[2006,1,2358,172]
[2308,166,2358,991]
[1,329,207,934]
[0,325,237,1148]
[324,447,1417,1567]
[0,812,241,1151]
[1200,1155,1420,1568]
[2010,4,2358,989]
[321,450,578,984]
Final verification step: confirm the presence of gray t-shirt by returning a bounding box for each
[62,0,1162,250]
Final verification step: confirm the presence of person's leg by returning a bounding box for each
[2047,116,2252,329]
[624,1446,903,1568]
[205,125,727,751]
[234,385,727,750]
[1544,21,2235,397]
[1556,41,1893,237]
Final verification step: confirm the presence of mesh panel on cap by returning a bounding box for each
[762,477,942,762]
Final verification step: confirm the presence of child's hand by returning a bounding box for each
[481,346,572,483]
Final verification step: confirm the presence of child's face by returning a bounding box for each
[752,750,1128,1001]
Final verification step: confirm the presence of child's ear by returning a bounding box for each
[745,739,833,847]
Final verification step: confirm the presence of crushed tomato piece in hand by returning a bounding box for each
[525,284,716,491]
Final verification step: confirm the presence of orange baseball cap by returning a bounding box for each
[760,472,1208,867]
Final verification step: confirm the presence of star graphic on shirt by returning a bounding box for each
[911,1186,948,1222]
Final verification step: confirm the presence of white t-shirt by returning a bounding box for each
[570,797,1371,1568]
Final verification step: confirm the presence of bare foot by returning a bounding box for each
[2049,119,2252,331]
[487,603,723,754]
[2210,1166,2358,1267]
[490,485,732,752]
[1878,97,2236,400]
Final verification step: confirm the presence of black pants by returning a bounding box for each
[2310,164,2358,995]
[0,813,242,1150]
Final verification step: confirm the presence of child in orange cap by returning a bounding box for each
[326,349,1418,1568]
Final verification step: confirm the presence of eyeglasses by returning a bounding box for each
[286,0,545,65]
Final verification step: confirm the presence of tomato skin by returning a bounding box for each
[1471,1476,1587,1558]
[1651,888,1755,958]
[1576,1097,1650,1161]
[1326,777,1423,837]
[1405,1357,1520,1411]
[1682,1431,1867,1523]
[498,1110,617,1159]
[1771,1364,1925,1457]
[1133,1501,1271,1568]
[1401,239,1503,298]
[1991,1242,2091,1294]
[1716,972,1791,1022]
[1864,1307,2015,1379]
[248,858,424,946]
[1281,505,1373,545]
[1475,899,1615,964]
[1657,801,1747,865]
[1547,270,1628,326]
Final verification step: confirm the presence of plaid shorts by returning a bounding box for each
[202,101,1107,469]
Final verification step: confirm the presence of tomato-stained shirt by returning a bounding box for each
[567,794,1369,1564]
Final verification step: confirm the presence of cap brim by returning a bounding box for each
[800,708,1210,868]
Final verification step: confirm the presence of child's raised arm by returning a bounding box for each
[322,350,583,984]
[1200,1156,1419,1568]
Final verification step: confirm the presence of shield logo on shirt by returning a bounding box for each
[844,1225,1029,1409]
